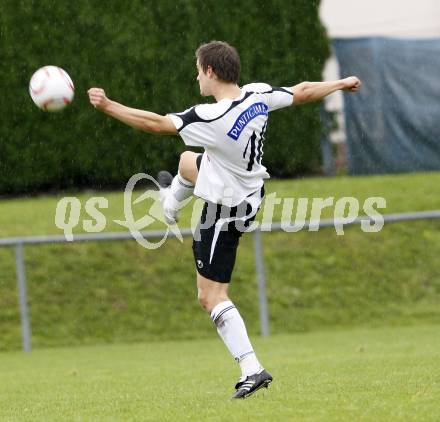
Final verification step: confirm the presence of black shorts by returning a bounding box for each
[192,186,265,283]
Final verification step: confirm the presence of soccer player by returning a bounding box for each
[88,41,361,399]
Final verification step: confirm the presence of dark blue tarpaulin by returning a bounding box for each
[333,37,440,175]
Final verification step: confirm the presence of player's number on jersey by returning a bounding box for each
[243,123,266,171]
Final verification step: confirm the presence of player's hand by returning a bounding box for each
[342,76,362,92]
[87,87,111,111]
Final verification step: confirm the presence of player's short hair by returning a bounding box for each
[196,41,241,84]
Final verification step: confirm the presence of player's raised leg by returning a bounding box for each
[158,152,201,224]
[197,272,273,399]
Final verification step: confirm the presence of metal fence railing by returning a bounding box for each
[1,210,440,352]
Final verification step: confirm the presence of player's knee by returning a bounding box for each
[197,288,211,311]
[178,151,192,171]
[178,151,197,182]
[197,288,218,312]
[197,287,228,313]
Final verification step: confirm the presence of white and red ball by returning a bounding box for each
[29,66,74,112]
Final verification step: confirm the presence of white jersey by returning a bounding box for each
[168,83,294,206]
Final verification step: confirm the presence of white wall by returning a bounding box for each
[320,0,440,38]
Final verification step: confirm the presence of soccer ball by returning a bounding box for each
[29,66,74,112]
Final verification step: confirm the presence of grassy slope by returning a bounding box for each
[0,325,439,421]
[1,172,440,351]
[2,172,440,238]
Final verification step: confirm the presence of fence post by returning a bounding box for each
[253,229,269,337]
[15,243,31,352]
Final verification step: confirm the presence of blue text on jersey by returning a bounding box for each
[227,102,269,141]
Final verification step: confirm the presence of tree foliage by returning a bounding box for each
[0,0,329,194]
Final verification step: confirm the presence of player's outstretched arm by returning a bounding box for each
[87,88,177,135]
[291,76,361,105]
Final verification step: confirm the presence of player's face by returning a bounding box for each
[196,61,212,97]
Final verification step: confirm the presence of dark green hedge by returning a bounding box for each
[0,0,329,194]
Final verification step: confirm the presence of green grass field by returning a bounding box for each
[1,173,440,351]
[1,173,439,420]
[1,325,439,421]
